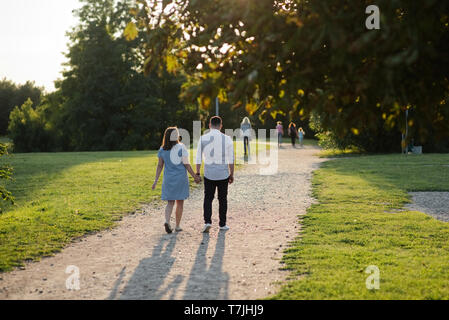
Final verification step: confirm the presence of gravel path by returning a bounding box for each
[405,192,449,222]
[0,145,325,300]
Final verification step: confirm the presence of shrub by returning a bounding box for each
[0,143,14,212]
[8,99,51,153]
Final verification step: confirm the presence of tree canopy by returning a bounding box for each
[9,0,204,152]
[0,79,43,135]
[128,0,449,151]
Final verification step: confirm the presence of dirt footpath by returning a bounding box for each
[0,146,325,300]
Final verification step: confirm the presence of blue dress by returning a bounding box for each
[158,144,189,201]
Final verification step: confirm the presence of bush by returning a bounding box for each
[0,143,14,212]
[310,111,402,153]
[0,79,43,135]
[8,99,51,153]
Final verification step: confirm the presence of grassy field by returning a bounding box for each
[0,139,265,272]
[0,150,188,272]
[280,137,318,147]
[273,153,449,299]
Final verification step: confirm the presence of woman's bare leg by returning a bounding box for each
[175,200,184,229]
[165,200,175,224]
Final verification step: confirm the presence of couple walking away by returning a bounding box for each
[152,116,235,234]
[276,121,305,148]
[288,122,305,147]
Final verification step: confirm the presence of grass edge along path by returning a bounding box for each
[0,151,168,272]
[272,153,449,299]
[0,138,281,273]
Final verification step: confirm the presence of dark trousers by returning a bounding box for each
[244,136,249,155]
[291,135,296,146]
[204,177,229,227]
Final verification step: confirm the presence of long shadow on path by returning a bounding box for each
[118,233,183,299]
[183,231,229,300]
[116,230,229,300]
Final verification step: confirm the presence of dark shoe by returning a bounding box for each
[164,222,173,234]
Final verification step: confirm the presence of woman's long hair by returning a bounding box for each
[241,117,251,125]
[161,127,180,150]
[288,122,296,130]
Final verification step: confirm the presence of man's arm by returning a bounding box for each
[227,137,235,184]
[228,163,235,184]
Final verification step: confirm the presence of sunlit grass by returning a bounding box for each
[0,141,253,272]
[0,150,202,271]
[273,153,449,299]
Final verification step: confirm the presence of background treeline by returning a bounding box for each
[131,0,449,154]
[3,0,310,153]
[0,79,42,136]
[11,0,447,154]
[5,0,199,152]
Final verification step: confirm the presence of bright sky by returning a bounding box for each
[0,0,82,92]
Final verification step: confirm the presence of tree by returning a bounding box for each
[0,79,43,135]
[7,0,205,152]
[58,0,200,151]
[129,0,449,151]
[8,99,51,152]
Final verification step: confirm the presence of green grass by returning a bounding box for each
[318,147,363,158]
[0,150,204,272]
[280,137,318,146]
[273,153,449,299]
[0,140,256,272]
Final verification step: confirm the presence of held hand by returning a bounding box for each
[152,181,157,190]
[194,174,202,184]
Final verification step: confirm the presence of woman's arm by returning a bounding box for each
[184,163,199,180]
[182,146,201,183]
[152,157,164,190]
[183,157,201,183]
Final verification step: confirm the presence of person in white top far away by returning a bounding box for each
[195,116,235,233]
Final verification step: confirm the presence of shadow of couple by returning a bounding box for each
[108,230,229,300]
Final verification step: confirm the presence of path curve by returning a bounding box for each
[0,146,325,300]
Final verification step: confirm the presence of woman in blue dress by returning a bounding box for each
[152,127,201,233]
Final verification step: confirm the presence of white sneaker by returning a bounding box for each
[202,224,212,233]
[219,225,230,231]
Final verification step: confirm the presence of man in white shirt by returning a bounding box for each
[195,116,234,233]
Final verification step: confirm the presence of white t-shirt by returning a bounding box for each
[195,129,234,181]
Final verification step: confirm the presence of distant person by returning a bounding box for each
[298,127,305,147]
[276,121,284,147]
[196,116,235,233]
[288,122,298,147]
[152,127,201,234]
[240,117,252,156]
